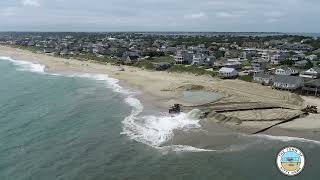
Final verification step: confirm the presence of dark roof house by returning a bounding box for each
[271,75,304,90]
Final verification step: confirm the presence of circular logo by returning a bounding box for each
[276,147,305,176]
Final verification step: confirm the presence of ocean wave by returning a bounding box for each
[159,145,215,152]
[1,56,208,152]
[0,56,45,73]
[251,134,320,145]
[122,108,202,147]
[63,73,131,95]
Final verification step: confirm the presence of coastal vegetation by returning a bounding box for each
[73,53,116,63]
[133,60,155,70]
[238,75,253,82]
[148,55,174,63]
[167,65,217,77]
[305,60,314,69]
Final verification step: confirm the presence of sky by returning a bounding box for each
[0,0,319,32]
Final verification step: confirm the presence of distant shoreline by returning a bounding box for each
[1,45,320,142]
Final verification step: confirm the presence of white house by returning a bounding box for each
[300,67,320,79]
[218,67,238,78]
[275,67,299,76]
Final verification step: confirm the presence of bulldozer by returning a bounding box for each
[302,105,318,114]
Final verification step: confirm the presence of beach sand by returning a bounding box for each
[1,45,320,141]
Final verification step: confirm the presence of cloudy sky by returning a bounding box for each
[0,0,319,32]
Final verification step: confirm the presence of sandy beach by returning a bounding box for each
[1,45,320,140]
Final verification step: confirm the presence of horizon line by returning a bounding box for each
[0,31,319,34]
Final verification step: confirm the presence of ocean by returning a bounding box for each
[0,57,320,180]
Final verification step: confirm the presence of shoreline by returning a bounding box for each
[1,45,320,142]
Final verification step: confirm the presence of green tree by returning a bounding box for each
[305,60,314,69]
[281,59,294,66]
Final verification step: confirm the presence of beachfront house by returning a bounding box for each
[174,50,193,64]
[218,67,238,79]
[224,59,242,69]
[122,51,140,64]
[275,67,299,76]
[253,72,272,85]
[300,67,320,79]
[302,79,320,96]
[271,75,304,90]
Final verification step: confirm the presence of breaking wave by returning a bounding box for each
[0,56,45,73]
[0,56,209,152]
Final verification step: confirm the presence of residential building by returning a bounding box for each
[203,56,216,66]
[242,48,257,60]
[218,67,238,78]
[224,58,242,69]
[275,67,299,76]
[302,79,320,96]
[272,75,304,90]
[257,50,271,62]
[291,53,306,62]
[253,72,272,85]
[300,67,320,79]
[306,54,318,61]
[191,53,207,65]
[270,51,287,65]
[174,50,193,64]
[294,60,308,68]
[122,51,140,64]
[261,51,271,62]
[251,60,268,73]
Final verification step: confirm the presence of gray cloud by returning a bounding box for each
[0,0,319,32]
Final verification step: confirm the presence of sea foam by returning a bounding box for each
[252,134,320,145]
[0,56,208,152]
[0,56,45,73]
